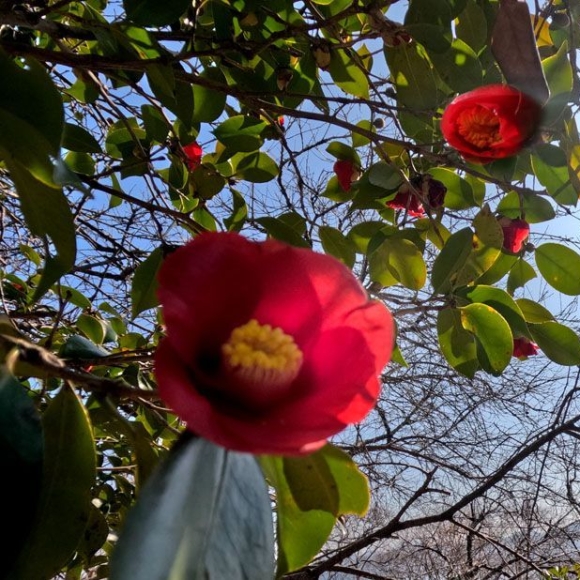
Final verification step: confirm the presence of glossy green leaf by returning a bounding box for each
[437,308,479,379]
[455,208,503,287]
[224,188,247,232]
[64,151,95,175]
[429,38,482,93]
[123,0,191,26]
[367,162,403,191]
[234,151,279,183]
[256,217,310,248]
[515,298,555,323]
[283,454,339,514]
[531,145,578,205]
[455,0,487,52]
[319,226,356,268]
[428,168,480,209]
[326,141,360,164]
[62,123,101,153]
[543,40,573,96]
[141,104,169,143]
[352,119,373,148]
[497,191,555,223]
[369,237,426,290]
[110,436,274,580]
[328,47,369,99]
[9,162,76,300]
[386,43,441,110]
[190,165,227,198]
[193,68,227,123]
[0,51,63,185]
[213,115,266,152]
[77,314,107,344]
[460,303,513,376]
[507,259,537,294]
[476,252,518,286]
[11,385,96,580]
[347,221,385,254]
[131,247,163,318]
[529,322,580,365]
[0,371,43,579]
[458,285,529,339]
[431,227,473,294]
[535,243,580,295]
[60,335,109,360]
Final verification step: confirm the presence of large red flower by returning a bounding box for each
[441,85,541,164]
[155,232,394,455]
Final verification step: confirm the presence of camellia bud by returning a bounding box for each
[183,142,203,171]
[513,337,539,359]
[498,216,530,254]
[333,159,360,192]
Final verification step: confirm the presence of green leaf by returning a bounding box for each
[328,47,369,99]
[193,68,227,123]
[476,252,518,286]
[367,162,403,191]
[283,454,339,514]
[431,227,473,294]
[234,151,279,183]
[110,436,275,580]
[460,303,513,376]
[515,298,555,323]
[455,0,487,52]
[77,314,107,344]
[64,151,95,175]
[437,308,479,379]
[0,51,63,185]
[535,243,580,295]
[386,43,441,110]
[224,188,247,232]
[141,104,169,143]
[319,226,356,268]
[131,247,164,318]
[458,285,529,339]
[11,385,96,580]
[529,321,580,365]
[62,123,101,153]
[256,217,310,248]
[60,335,109,360]
[123,0,191,26]
[326,141,360,164]
[261,455,335,578]
[347,221,385,254]
[507,259,537,294]
[531,144,578,205]
[369,237,426,290]
[9,162,76,300]
[352,119,373,148]
[543,40,573,96]
[0,371,43,579]
[428,168,480,209]
[497,190,555,223]
[213,115,266,152]
[429,38,483,93]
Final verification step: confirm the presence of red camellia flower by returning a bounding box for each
[155,232,394,455]
[513,337,539,359]
[183,142,203,171]
[498,216,530,254]
[334,159,361,192]
[387,175,447,216]
[441,84,541,164]
[386,189,425,217]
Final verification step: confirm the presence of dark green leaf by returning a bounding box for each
[0,371,43,579]
[110,436,275,580]
[131,247,164,318]
[123,0,191,26]
[62,123,101,153]
[431,227,473,294]
[11,385,96,580]
[214,115,266,152]
[256,217,310,248]
[507,259,537,294]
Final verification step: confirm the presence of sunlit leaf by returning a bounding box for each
[535,243,580,295]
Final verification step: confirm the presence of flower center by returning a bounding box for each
[221,319,303,395]
[456,106,501,149]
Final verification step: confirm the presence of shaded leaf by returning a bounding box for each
[131,247,163,318]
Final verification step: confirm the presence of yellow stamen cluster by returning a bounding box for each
[221,319,303,389]
[456,106,501,149]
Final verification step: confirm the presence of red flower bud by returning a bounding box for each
[441,85,541,164]
[155,232,394,455]
[183,142,203,171]
[512,337,539,359]
[498,216,530,254]
[333,159,360,192]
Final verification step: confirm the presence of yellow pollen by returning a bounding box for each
[221,319,303,389]
[456,106,501,149]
